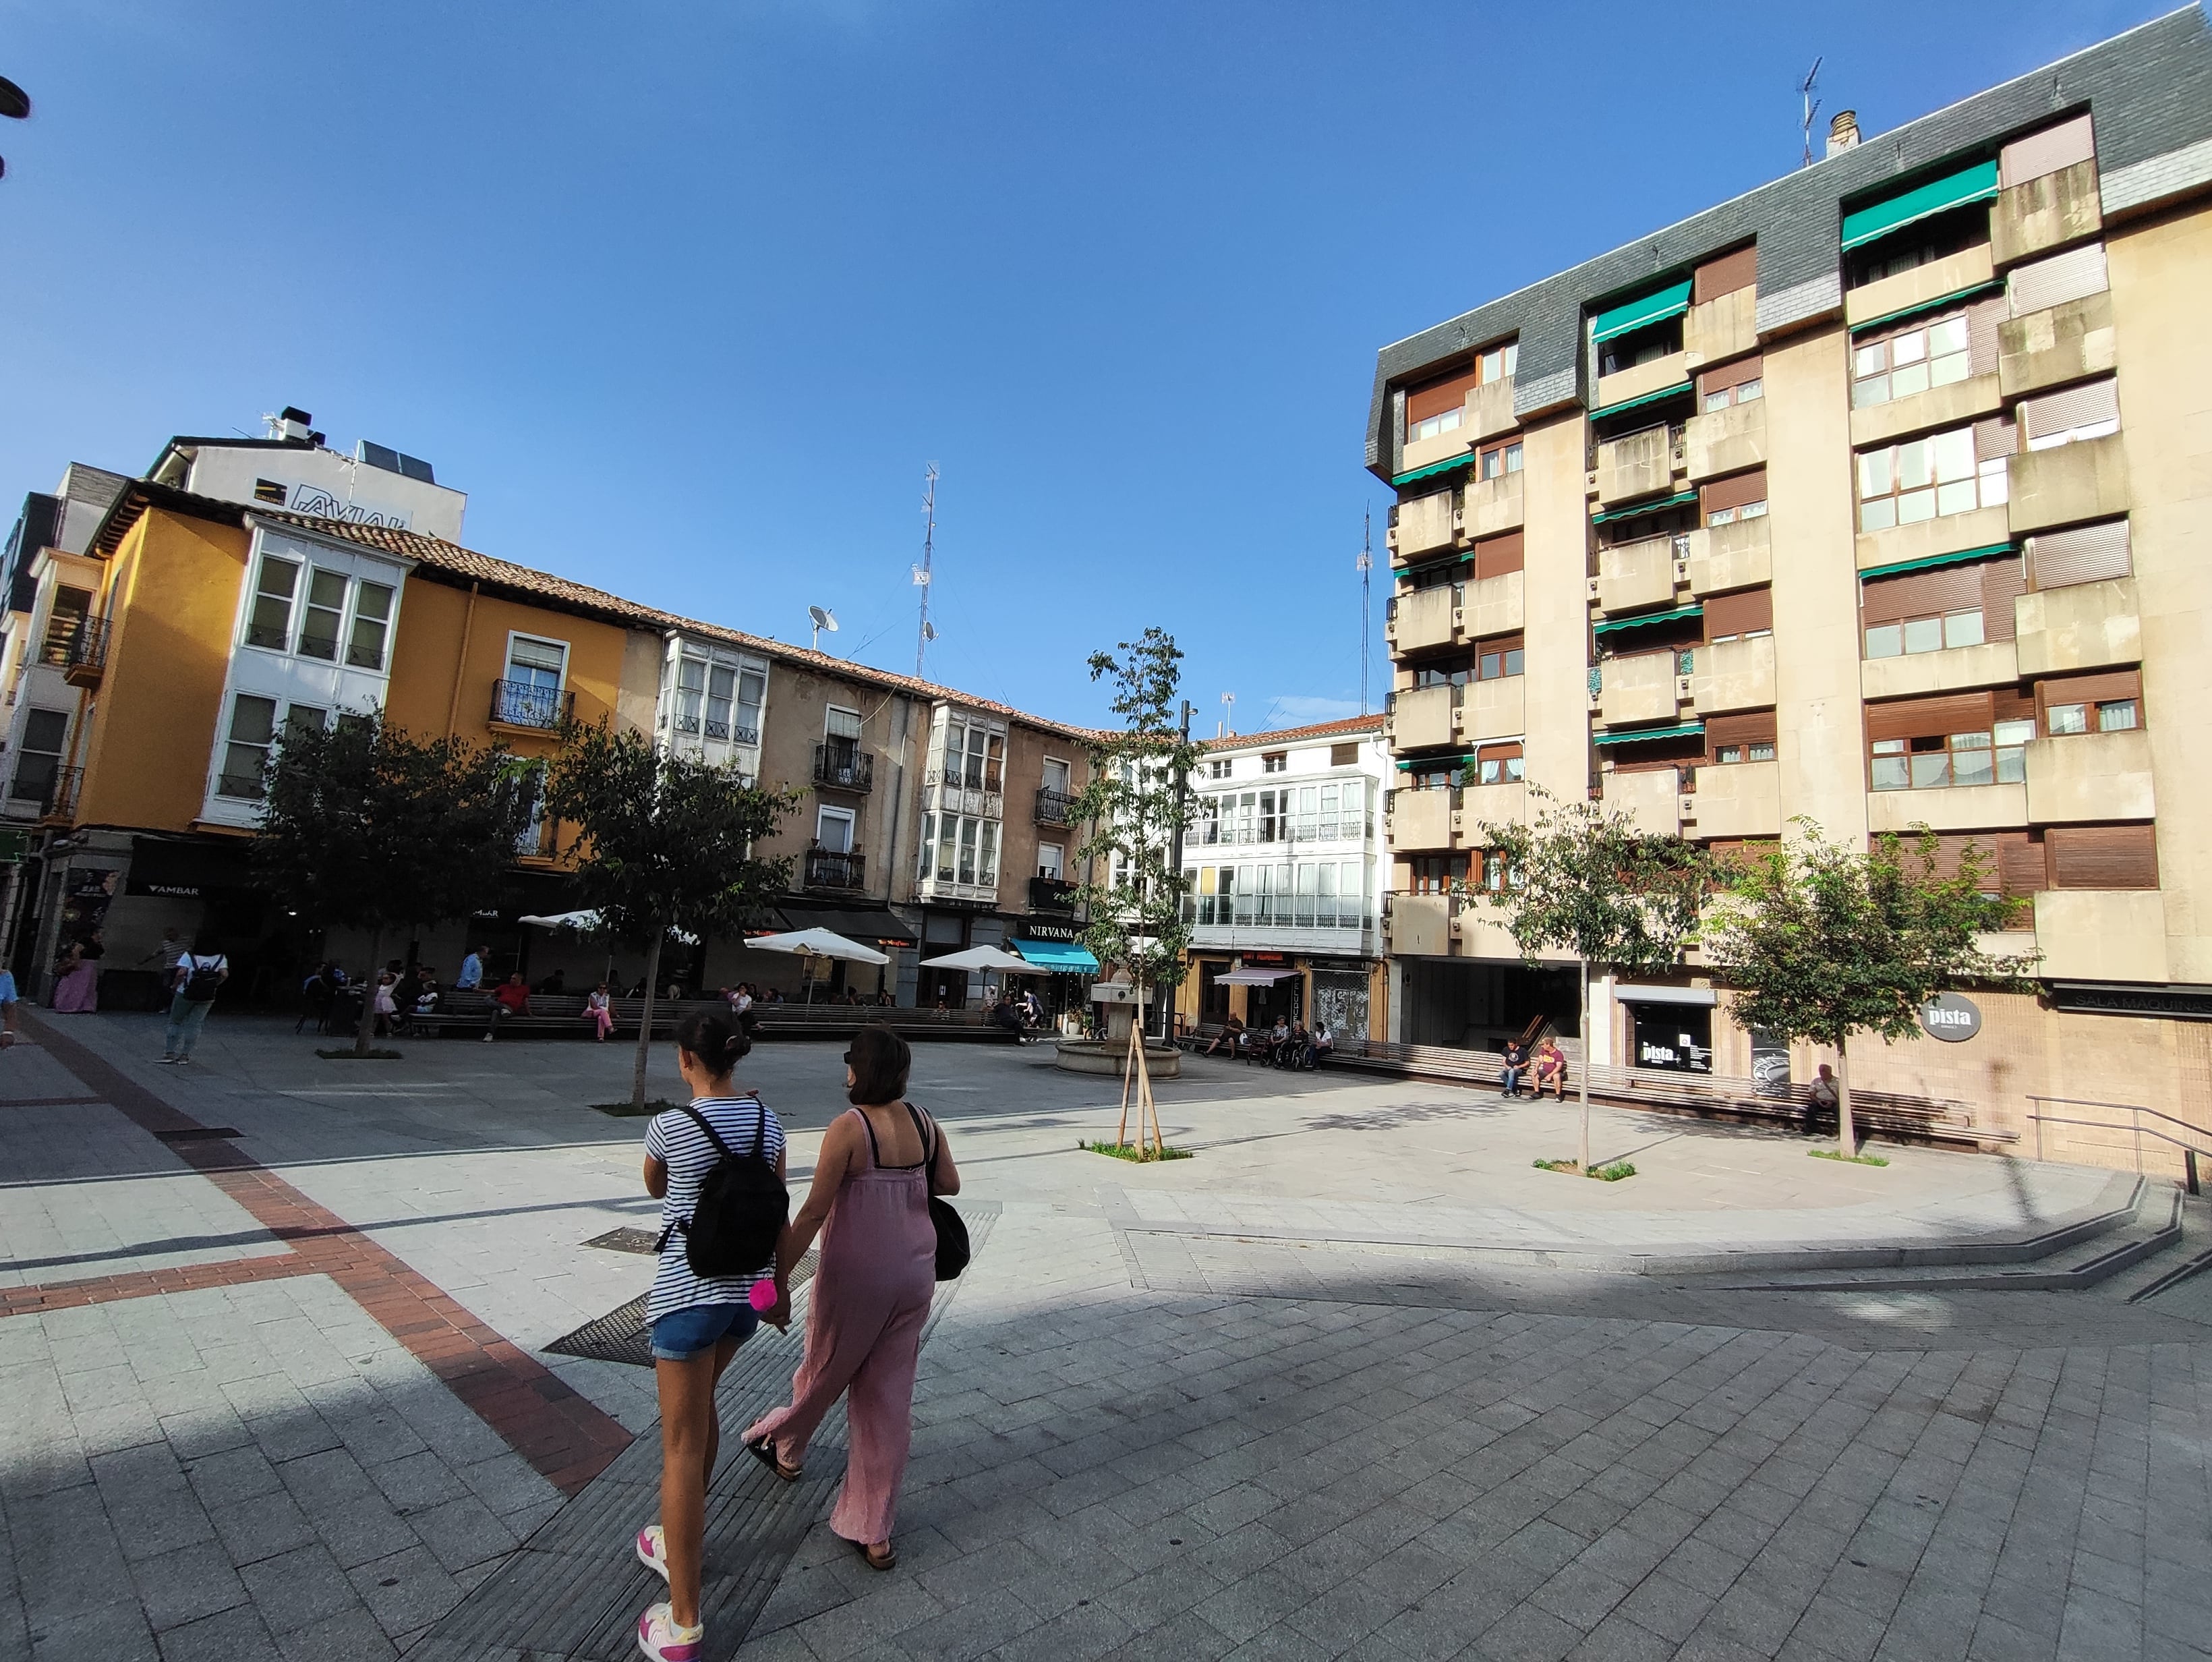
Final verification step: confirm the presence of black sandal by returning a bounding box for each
[747,1435,801,1483]
[844,1535,896,1572]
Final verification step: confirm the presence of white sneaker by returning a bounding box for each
[635,1524,669,1583]
[637,1601,702,1661]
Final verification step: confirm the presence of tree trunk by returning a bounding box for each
[631,931,664,1110]
[353,923,384,1057]
[1577,955,1592,1174]
[1836,1038,1856,1160]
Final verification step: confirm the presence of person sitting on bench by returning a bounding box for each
[1531,1037,1567,1101]
[485,973,532,1041]
[1203,1014,1244,1057]
[1500,1038,1527,1098]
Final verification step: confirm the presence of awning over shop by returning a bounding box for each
[1590,279,1693,344]
[1216,967,1300,985]
[1840,159,2000,253]
[126,836,252,898]
[768,906,918,946]
[1593,720,1706,745]
[1615,983,1718,1006]
[1010,938,1099,971]
[1594,602,1704,635]
[1859,542,2016,581]
[1391,450,1481,489]
[1587,380,1694,423]
[1591,489,1698,525]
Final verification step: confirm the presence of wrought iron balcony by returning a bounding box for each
[25,764,82,824]
[490,680,573,729]
[804,844,866,890]
[1029,876,1078,914]
[61,619,109,688]
[813,744,873,793]
[1035,787,1078,826]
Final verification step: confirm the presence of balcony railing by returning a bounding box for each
[61,619,109,688]
[490,681,573,729]
[803,845,866,890]
[1036,787,1079,825]
[1029,875,1078,914]
[813,744,873,793]
[24,764,82,822]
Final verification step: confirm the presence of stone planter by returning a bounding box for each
[1053,1039,1182,1079]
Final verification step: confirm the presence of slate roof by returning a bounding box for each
[1365,5,2212,480]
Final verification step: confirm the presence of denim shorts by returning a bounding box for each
[648,1301,758,1362]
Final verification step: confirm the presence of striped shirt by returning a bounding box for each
[643,1094,786,1322]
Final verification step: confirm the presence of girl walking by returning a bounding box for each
[745,1025,958,1571]
[633,1008,784,1662]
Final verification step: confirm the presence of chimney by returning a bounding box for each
[1826,110,1861,157]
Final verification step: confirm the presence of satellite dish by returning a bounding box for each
[922,621,937,641]
[0,78,28,121]
[808,605,838,650]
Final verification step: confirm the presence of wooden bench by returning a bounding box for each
[388,994,1023,1045]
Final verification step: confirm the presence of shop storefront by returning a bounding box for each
[1008,920,1099,1022]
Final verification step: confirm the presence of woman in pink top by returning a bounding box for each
[745,1025,957,1571]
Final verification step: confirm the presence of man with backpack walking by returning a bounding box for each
[159,939,229,1064]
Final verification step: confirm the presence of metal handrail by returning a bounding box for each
[2025,1095,2212,1191]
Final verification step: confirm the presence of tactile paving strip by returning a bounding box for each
[544,1251,822,1369]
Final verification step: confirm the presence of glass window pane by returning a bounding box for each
[1704,391,1730,413]
[1929,351,1970,387]
[1859,497,1895,533]
[1871,755,1910,789]
[248,556,299,648]
[1994,720,2037,747]
[1910,753,1950,789]
[1736,378,1762,402]
[2097,699,2139,732]
[348,581,395,669]
[2046,703,2087,734]
[1750,741,1776,762]
[1996,746,2025,783]
[1897,438,1934,490]
[1865,625,1902,658]
[1503,648,1524,677]
[1708,507,1735,526]
[1892,330,1927,366]
[1978,458,2009,506]
[1854,343,1886,377]
[1740,500,1768,519]
[1929,317,1969,356]
[1897,488,1936,525]
[1872,739,1906,754]
[1892,361,1929,400]
[1902,616,1944,654]
[1932,428,1976,482]
[1944,610,1985,648]
[1858,451,1892,497]
[1952,749,1993,787]
[1936,479,1979,517]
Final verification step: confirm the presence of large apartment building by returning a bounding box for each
[0,418,1095,1006]
[1369,7,2212,1151]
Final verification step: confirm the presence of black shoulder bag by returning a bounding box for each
[905,1101,969,1280]
[661,1101,788,1279]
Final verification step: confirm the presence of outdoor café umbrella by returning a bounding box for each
[747,926,890,965]
[917,946,1044,974]
[518,910,699,945]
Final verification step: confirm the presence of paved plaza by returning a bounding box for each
[3,1009,2211,1660]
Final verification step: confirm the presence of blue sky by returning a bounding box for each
[0,0,2161,735]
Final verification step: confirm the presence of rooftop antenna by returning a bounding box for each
[808,604,838,651]
[913,463,939,678]
[1357,507,1374,715]
[1799,57,1823,169]
[1220,691,1235,739]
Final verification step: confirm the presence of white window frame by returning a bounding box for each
[504,631,569,688]
[816,804,856,853]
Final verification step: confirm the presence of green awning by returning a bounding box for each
[1391,450,1480,488]
[1594,720,1706,745]
[1840,159,2001,253]
[1859,542,2017,582]
[1594,602,1704,635]
[1395,751,1478,771]
[1590,279,1693,344]
[1401,549,1475,579]
[1588,380,1694,423]
[1591,488,1698,525]
[1849,281,2005,337]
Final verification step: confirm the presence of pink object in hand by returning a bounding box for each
[749,1279,778,1313]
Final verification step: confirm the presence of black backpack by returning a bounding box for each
[180,956,225,1002]
[662,1101,787,1279]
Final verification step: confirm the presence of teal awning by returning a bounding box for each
[1860,542,2016,582]
[1849,281,2006,337]
[1594,602,1704,635]
[1840,159,2001,252]
[1589,380,1694,423]
[1010,938,1099,972]
[1391,450,1480,488]
[1401,549,1474,579]
[1592,488,1698,525]
[1395,752,1477,771]
[1594,720,1706,745]
[1590,279,1693,344]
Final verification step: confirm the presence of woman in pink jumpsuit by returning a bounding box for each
[746,1025,956,1570]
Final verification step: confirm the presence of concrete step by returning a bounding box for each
[2114,1192,2212,1303]
[1691,1178,2186,1293]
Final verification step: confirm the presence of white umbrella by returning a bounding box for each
[919,946,1045,974]
[519,910,698,945]
[747,927,890,966]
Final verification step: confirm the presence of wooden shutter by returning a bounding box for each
[1865,691,1995,743]
[2008,243,2107,316]
[1704,587,1773,639]
[1693,245,1758,304]
[1896,831,2039,892]
[2036,668,2141,714]
[1476,741,1522,764]
[1472,531,1524,579]
[1980,556,2025,643]
[2027,521,2130,589]
[1706,711,1777,754]
[1968,294,2007,376]
[1697,355,1764,398]
[2000,113,2095,189]
[1975,416,2018,460]
[1860,559,2006,625]
[2046,824,2157,890]
[2020,379,2120,442]
[1329,742,1359,766]
[1993,687,2037,726]
[1406,362,1480,424]
[1701,469,1768,517]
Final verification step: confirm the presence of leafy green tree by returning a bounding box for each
[1069,628,1203,1151]
[1466,785,1712,1172]
[1701,824,2039,1157]
[544,720,797,1107]
[255,714,533,1056]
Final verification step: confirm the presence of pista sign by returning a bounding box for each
[1919,992,1982,1043]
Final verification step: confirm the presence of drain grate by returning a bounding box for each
[544,1250,820,1369]
[157,1126,242,1142]
[583,1227,662,1255]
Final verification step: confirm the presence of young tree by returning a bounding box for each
[1466,784,1712,1173]
[255,714,533,1056]
[544,721,796,1108]
[1069,628,1204,1154]
[1701,824,2039,1158]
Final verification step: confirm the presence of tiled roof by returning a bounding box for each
[89,481,1100,742]
[1202,713,1385,752]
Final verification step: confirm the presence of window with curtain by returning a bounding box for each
[217,694,280,799]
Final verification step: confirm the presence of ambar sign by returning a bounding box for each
[1920,992,1982,1043]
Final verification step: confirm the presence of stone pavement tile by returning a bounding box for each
[343,1544,462,1640]
[361,1448,469,1515]
[1527,1560,1635,1634]
[205,1489,319,1569]
[1786,1588,1893,1662]
[1565,1612,1679,1662]
[125,1539,249,1634]
[1470,1602,1585,1662]
[1185,1566,1312,1646]
[400,1492,519,1574]
[1213,1625,1337,1662]
[788,1580,948,1660]
[150,1602,283,1662]
[19,1593,158,1662]
[2058,1584,2143,1659]
[1616,1569,1715,1644]
[274,1606,399,1662]
[1969,1612,2062,1661]
[181,1443,282,1512]
[236,1541,367,1636]
[888,1589,1048,1660]
[1097,1605,1236,1662]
